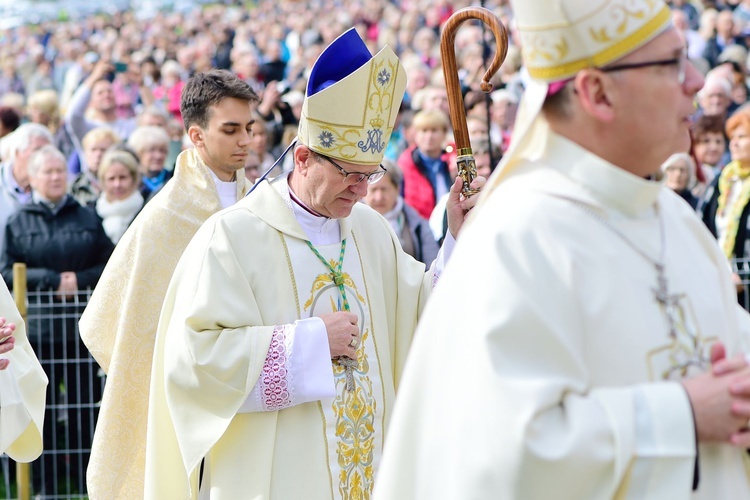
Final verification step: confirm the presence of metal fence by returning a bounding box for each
[2,265,103,500]
[1,257,749,498]
[733,257,750,312]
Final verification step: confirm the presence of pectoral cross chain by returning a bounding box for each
[653,263,680,339]
[572,202,684,343]
[306,238,359,392]
[338,357,358,391]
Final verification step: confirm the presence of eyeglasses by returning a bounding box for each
[599,52,687,84]
[319,154,387,185]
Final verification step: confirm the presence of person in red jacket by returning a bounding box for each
[397,109,451,219]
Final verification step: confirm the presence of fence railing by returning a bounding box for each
[3,257,750,498]
[732,257,750,312]
[2,264,104,499]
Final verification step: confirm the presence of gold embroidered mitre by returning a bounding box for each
[513,0,671,82]
[297,28,407,165]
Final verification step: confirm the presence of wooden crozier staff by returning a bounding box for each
[440,7,509,196]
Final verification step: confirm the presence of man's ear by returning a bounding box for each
[294,145,313,176]
[573,70,617,123]
[187,125,204,147]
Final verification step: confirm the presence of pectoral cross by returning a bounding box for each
[337,357,358,391]
[330,272,357,392]
[653,263,681,339]
[306,239,357,391]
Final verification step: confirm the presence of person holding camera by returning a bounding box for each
[256,79,299,155]
[64,60,156,171]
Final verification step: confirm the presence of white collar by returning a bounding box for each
[542,132,662,218]
[285,176,341,245]
[207,168,238,209]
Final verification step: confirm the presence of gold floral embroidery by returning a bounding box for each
[304,268,366,311]
[589,3,649,43]
[315,126,370,161]
[519,1,669,80]
[524,34,570,64]
[333,333,375,500]
[304,269,375,498]
[314,58,400,160]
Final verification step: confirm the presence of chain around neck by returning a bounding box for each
[306,238,350,312]
[572,201,665,269]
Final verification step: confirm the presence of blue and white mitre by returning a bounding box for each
[297,29,407,166]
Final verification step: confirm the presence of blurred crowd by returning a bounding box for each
[2,0,750,494]
[2,0,750,296]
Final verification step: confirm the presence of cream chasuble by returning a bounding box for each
[78,148,248,499]
[144,176,431,499]
[0,280,46,462]
[375,131,750,500]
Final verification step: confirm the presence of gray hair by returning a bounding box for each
[8,122,53,158]
[161,59,183,77]
[491,89,519,105]
[27,144,66,178]
[698,74,732,99]
[127,125,170,154]
[661,152,696,187]
[136,106,170,127]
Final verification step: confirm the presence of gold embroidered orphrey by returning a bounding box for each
[304,267,376,499]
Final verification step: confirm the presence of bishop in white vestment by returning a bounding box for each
[375,1,750,499]
[145,175,437,498]
[143,29,478,499]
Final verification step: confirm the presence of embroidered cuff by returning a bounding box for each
[237,318,335,414]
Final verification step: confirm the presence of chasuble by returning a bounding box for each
[374,131,750,499]
[144,177,431,499]
[0,281,46,462]
[78,148,248,499]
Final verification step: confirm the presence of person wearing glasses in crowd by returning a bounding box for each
[375,1,750,499]
[143,28,481,499]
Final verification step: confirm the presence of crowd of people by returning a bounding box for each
[0,0,517,273]
[1,0,750,277]
[0,0,750,497]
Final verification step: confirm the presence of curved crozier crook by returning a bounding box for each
[440,7,509,156]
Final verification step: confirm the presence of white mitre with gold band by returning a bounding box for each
[297,28,407,166]
[479,0,672,199]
